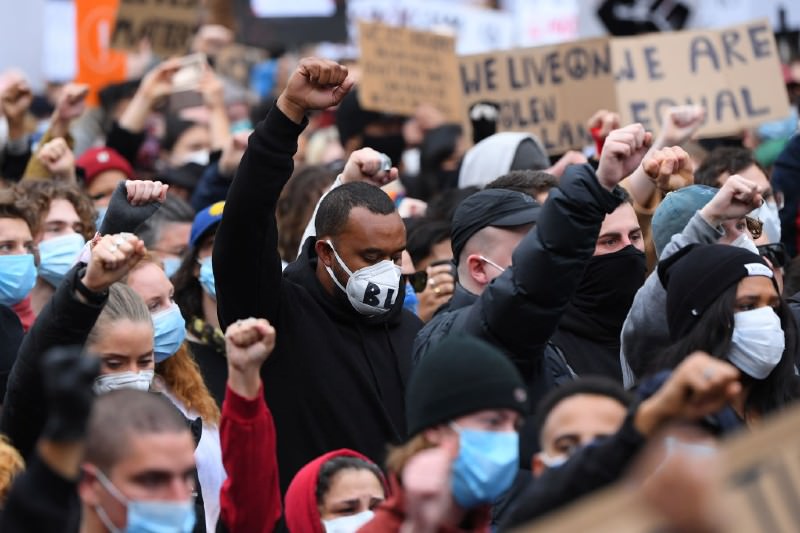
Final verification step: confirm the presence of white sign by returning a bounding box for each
[250,0,336,18]
[348,0,514,55]
[502,0,580,46]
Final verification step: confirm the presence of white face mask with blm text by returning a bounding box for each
[324,240,402,316]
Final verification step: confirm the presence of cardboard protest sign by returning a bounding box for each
[516,401,800,532]
[459,37,618,154]
[358,21,464,124]
[111,0,200,57]
[612,19,790,138]
[348,0,514,55]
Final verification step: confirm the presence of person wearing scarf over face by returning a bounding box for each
[548,189,646,381]
[357,336,527,533]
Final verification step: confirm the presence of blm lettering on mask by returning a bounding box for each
[363,282,396,310]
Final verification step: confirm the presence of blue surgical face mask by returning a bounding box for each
[0,254,37,307]
[95,206,108,229]
[162,257,181,279]
[94,468,196,533]
[450,424,519,508]
[152,302,187,363]
[38,233,86,287]
[403,281,418,314]
[198,256,215,300]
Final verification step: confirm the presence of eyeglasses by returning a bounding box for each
[758,242,788,269]
[403,271,429,293]
[745,216,763,240]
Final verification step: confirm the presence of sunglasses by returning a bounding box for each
[745,216,763,240]
[403,271,429,293]
[758,242,788,269]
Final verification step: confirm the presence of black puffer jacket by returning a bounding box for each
[413,164,624,462]
[213,104,422,494]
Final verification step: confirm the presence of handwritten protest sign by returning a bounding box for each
[358,21,464,124]
[612,19,789,137]
[111,0,200,57]
[517,401,800,532]
[459,37,618,154]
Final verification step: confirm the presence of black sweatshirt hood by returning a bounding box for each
[285,236,408,328]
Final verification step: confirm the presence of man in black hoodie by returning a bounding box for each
[213,58,422,493]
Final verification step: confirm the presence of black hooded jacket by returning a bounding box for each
[213,104,422,494]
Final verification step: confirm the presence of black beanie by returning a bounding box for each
[659,244,774,340]
[406,336,528,436]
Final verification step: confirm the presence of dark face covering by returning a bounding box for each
[363,134,405,167]
[559,245,647,344]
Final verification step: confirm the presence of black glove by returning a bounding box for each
[40,346,100,442]
[99,181,162,235]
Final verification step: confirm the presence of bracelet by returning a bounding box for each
[74,268,108,305]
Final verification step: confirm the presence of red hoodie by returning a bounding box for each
[219,384,282,533]
[219,383,387,533]
[285,449,386,533]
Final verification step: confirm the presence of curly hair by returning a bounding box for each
[156,345,220,425]
[0,435,25,507]
[0,186,37,236]
[16,180,96,240]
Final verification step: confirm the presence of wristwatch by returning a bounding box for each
[74,266,108,305]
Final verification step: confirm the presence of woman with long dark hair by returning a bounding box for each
[654,243,800,421]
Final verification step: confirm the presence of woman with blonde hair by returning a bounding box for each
[124,253,224,530]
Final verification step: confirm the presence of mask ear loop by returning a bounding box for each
[91,467,129,533]
[323,240,351,293]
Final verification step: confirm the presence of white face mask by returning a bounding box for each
[752,202,781,243]
[323,510,375,533]
[93,370,154,395]
[324,240,402,316]
[730,231,759,255]
[538,452,568,469]
[728,306,785,379]
[180,149,210,167]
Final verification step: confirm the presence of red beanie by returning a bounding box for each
[76,147,134,186]
[284,449,387,533]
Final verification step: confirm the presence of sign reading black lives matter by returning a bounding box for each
[457,19,788,155]
[111,0,201,57]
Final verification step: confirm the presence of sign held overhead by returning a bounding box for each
[358,21,465,124]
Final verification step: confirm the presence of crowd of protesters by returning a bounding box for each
[0,16,799,533]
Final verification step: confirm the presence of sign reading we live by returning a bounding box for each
[459,38,617,154]
[111,0,200,57]
[358,21,465,125]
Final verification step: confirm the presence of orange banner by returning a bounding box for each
[75,0,128,106]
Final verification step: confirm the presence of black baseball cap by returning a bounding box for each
[451,189,540,264]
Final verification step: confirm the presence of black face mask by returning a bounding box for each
[363,134,405,167]
[560,245,647,343]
